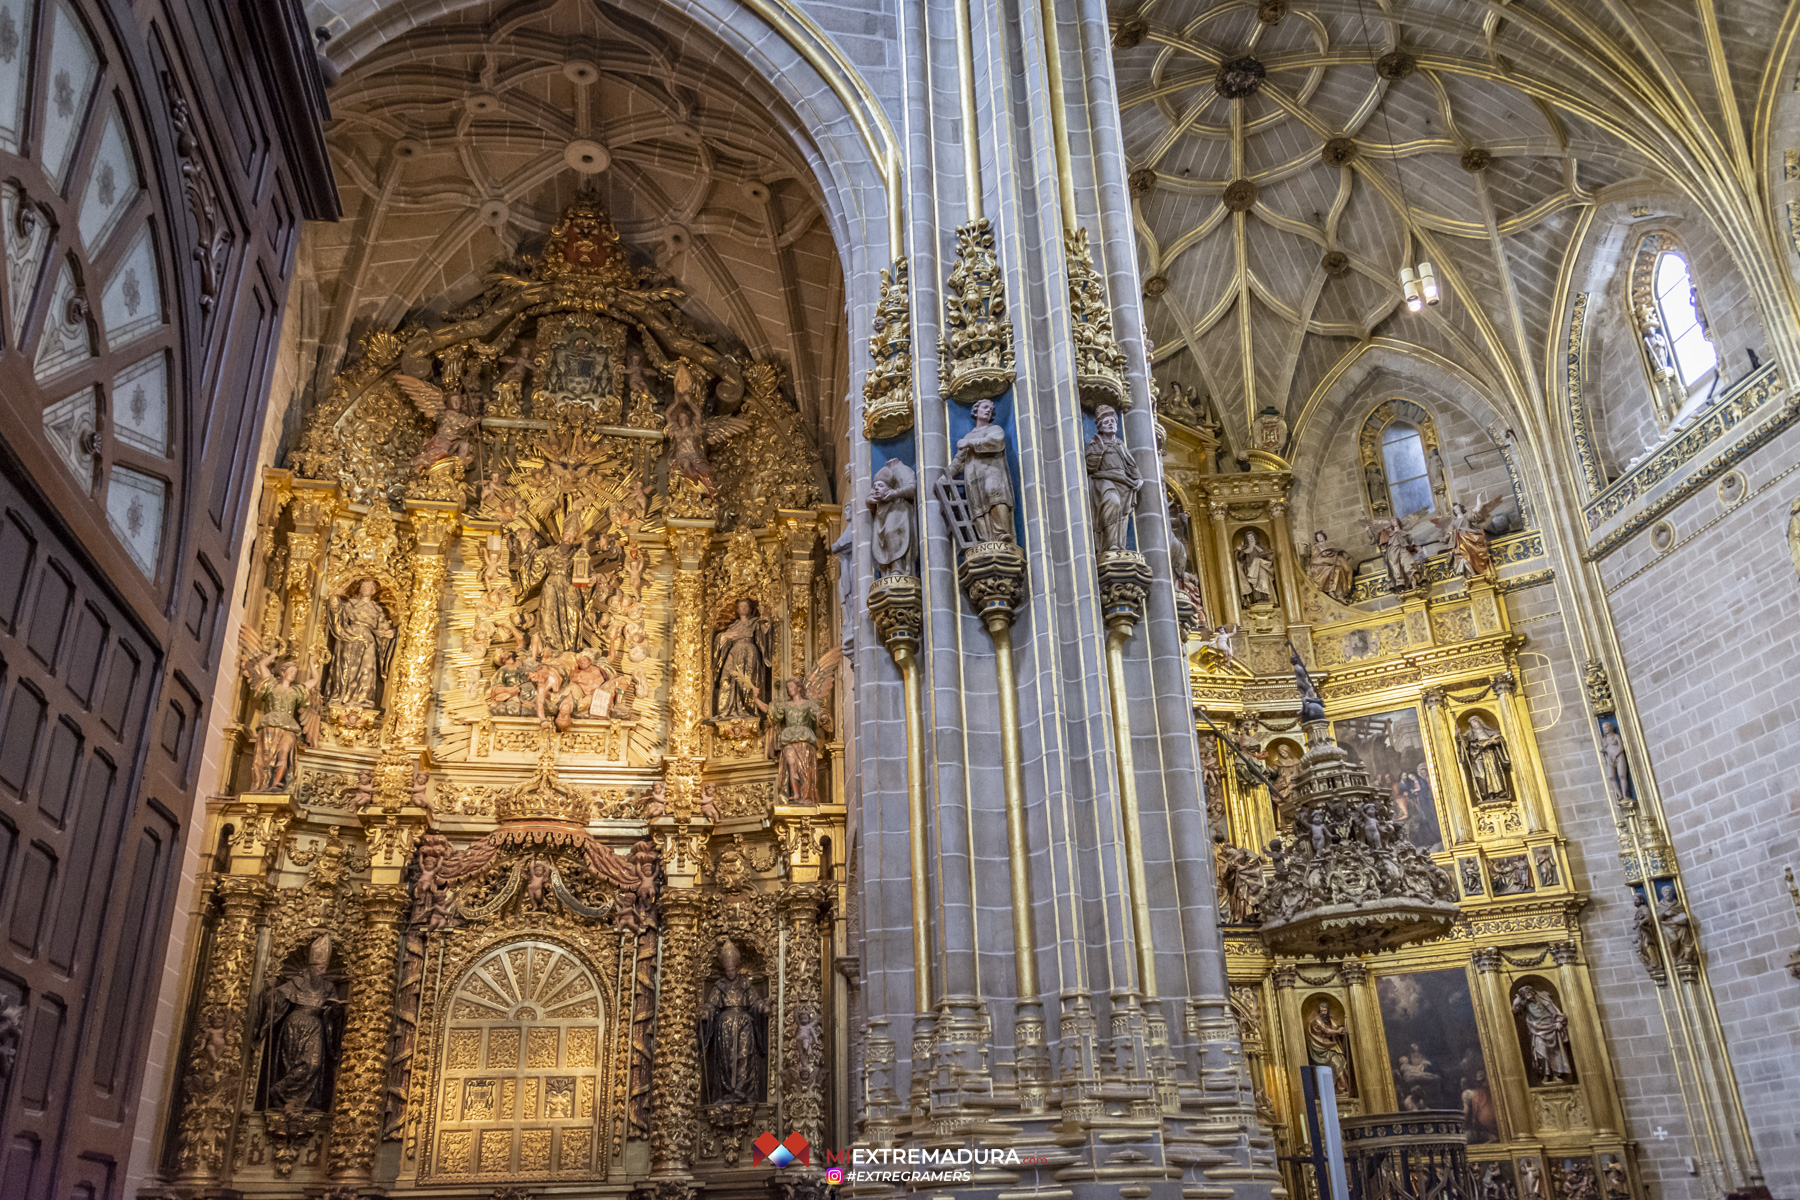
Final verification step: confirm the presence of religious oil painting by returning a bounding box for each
[1332,707,1444,852]
[1376,968,1499,1143]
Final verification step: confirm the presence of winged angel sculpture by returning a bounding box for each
[1412,493,1508,581]
[755,646,843,806]
[393,373,484,476]
[237,627,322,792]
[663,359,750,496]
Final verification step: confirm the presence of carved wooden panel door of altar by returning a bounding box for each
[430,941,607,1182]
[0,1,332,1196]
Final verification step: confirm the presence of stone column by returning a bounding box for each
[1267,966,1310,1129]
[649,888,705,1177]
[1492,671,1545,833]
[779,509,817,680]
[386,506,458,749]
[1470,946,1533,1141]
[780,884,831,1151]
[1421,687,1475,845]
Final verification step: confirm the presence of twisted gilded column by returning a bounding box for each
[780,885,831,1151]
[649,889,705,1176]
[172,875,269,1182]
[326,883,409,1180]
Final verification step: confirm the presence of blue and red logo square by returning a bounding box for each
[752,1131,811,1168]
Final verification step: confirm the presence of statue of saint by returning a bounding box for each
[240,648,321,792]
[1364,517,1422,592]
[1638,302,1675,380]
[712,599,771,720]
[699,940,767,1106]
[1302,530,1355,603]
[948,397,1015,543]
[258,935,345,1111]
[323,578,395,709]
[1457,714,1513,804]
[867,456,918,576]
[1631,891,1663,975]
[756,651,841,806]
[1305,998,1354,1095]
[1084,405,1142,555]
[523,524,595,655]
[1600,719,1633,803]
[1511,984,1573,1083]
[1291,648,1325,723]
[1656,885,1698,968]
[1235,528,1276,606]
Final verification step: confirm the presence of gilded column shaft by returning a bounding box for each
[650,890,704,1174]
[667,526,712,813]
[781,885,830,1149]
[1470,947,1533,1140]
[173,876,269,1181]
[387,509,457,746]
[1550,943,1623,1136]
[1492,672,1545,833]
[326,884,409,1180]
[1208,504,1241,627]
[1421,688,1475,845]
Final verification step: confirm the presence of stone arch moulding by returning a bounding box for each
[315,0,902,267]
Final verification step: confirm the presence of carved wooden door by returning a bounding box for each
[0,1,332,1196]
[429,941,607,1183]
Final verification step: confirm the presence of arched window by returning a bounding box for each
[1381,423,1434,519]
[1651,250,1716,386]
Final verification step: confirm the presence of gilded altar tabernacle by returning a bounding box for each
[160,201,844,1198]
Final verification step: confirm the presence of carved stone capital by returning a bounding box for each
[1097,549,1153,633]
[1269,964,1299,989]
[867,573,923,661]
[1421,685,1448,709]
[955,541,1027,630]
[1337,957,1368,985]
[665,523,714,571]
[1550,941,1582,967]
[224,793,297,874]
[1471,946,1504,973]
[1492,670,1518,695]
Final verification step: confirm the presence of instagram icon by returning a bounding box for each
[826,1167,845,1184]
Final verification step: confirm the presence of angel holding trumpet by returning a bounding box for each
[755,647,842,806]
[237,628,322,792]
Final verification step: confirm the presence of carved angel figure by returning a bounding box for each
[393,373,483,475]
[713,599,772,720]
[324,578,396,709]
[238,627,321,792]
[662,359,750,494]
[756,647,842,806]
[1415,493,1507,581]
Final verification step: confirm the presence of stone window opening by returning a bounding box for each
[1381,423,1434,520]
[1629,232,1719,431]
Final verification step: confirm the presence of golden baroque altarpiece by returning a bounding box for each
[1159,412,1648,1200]
[157,202,844,1199]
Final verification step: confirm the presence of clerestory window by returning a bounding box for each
[1381,423,1433,519]
[1652,251,1716,387]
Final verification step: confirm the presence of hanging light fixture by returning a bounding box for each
[1399,265,1423,312]
[1418,260,1440,305]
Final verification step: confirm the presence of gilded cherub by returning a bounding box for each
[393,373,483,475]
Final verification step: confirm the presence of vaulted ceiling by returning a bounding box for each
[1112,0,1797,452]
[308,0,848,452]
